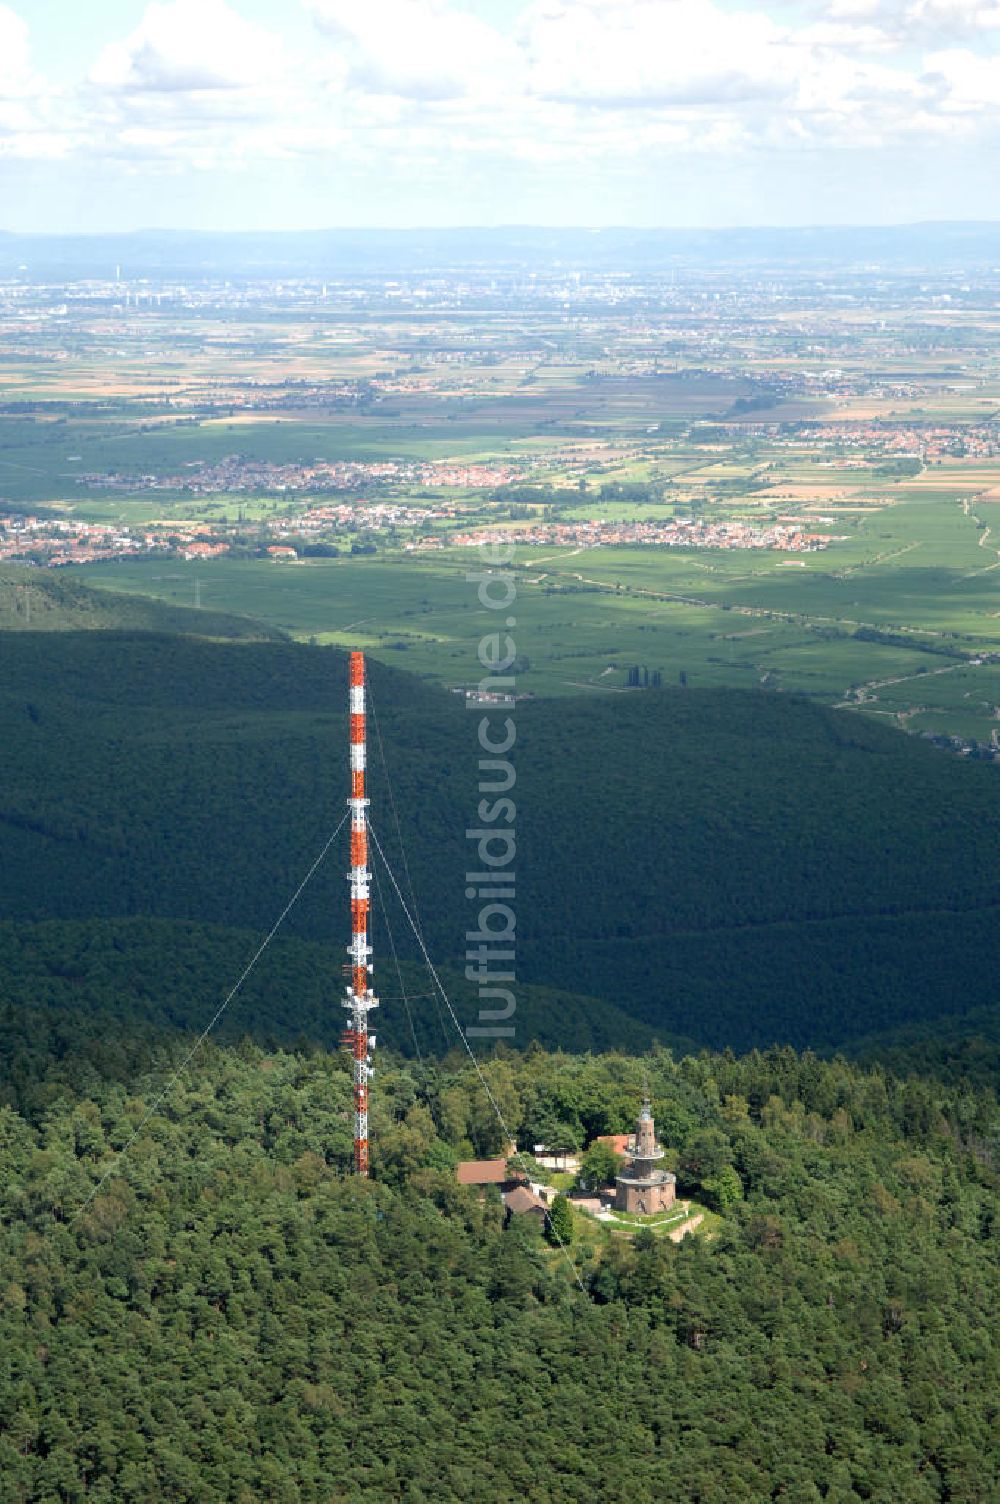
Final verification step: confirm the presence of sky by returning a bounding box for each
[1,0,999,232]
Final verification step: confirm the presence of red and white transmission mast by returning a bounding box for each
[342,651,378,1175]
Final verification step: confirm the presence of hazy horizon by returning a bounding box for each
[5,218,1000,236]
[5,221,1000,279]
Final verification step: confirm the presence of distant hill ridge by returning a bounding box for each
[4,223,1000,278]
[1,630,998,1052]
[0,916,654,1117]
[0,566,282,640]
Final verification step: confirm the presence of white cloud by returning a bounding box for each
[825,0,1000,34]
[923,47,1000,106]
[798,20,895,51]
[519,0,797,106]
[823,0,889,19]
[0,4,78,160]
[2,0,997,187]
[307,0,515,99]
[90,0,282,93]
[0,6,31,95]
[517,0,1000,146]
[908,0,1000,28]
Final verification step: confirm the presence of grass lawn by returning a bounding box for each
[596,1198,720,1238]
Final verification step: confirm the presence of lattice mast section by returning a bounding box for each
[342,651,378,1176]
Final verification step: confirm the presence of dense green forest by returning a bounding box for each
[1,630,999,1051]
[1,1031,997,1502]
[0,917,655,1121]
[1,599,998,1501]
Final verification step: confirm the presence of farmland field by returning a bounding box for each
[4,255,1000,746]
[78,478,1000,737]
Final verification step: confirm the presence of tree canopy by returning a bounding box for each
[1,1028,997,1502]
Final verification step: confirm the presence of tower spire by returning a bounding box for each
[614,1091,676,1216]
[342,651,378,1175]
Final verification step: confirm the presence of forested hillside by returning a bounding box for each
[0,917,654,1119]
[2,610,998,1503]
[1,631,998,1052]
[2,1035,997,1502]
[0,566,281,639]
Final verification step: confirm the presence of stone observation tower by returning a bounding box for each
[614,1098,676,1215]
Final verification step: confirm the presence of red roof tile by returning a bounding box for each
[596,1134,631,1156]
[456,1158,508,1186]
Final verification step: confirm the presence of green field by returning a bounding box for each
[76,476,1000,741]
[0,412,535,509]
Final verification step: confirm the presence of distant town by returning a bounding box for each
[75,456,533,495]
[0,501,450,567]
[451,518,830,552]
[0,502,833,566]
